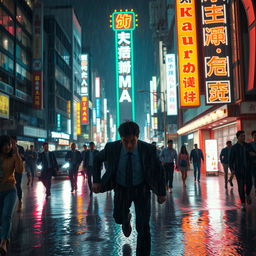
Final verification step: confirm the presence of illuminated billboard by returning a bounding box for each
[176,0,200,107]
[76,102,81,135]
[166,54,177,115]
[81,96,89,124]
[201,0,232,104]
[81,54,89,96]
[110,10,138,130]
[0,92,9,119]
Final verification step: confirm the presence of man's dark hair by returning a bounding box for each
[10,135,17,141]
[236,130,245,138]
[167,139,173,144]
[0,135,12,157]
[43,142,48,147]
[252,130,256,137]
[118,121,140,138]
[89,141,95,146]
[226,141,232,145]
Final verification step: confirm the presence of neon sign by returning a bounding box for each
[166,54,177,115]
[176,0,200,107]
[202,0,232,104]
[111,10,138,130]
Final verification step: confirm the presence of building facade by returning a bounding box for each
[0,0,48,149]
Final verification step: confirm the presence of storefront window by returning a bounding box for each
[16,7,32,35]
[0,8,14,35]
[213,124,237,172]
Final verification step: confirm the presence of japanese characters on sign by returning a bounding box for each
[112,11,136,128]
[201,0,232,104]
[166,54,178,115]
[81,54,89,96]
[113,13,135,30]
[176,0,200,107]
[76,102,81,135]
[81,96,89,125]
[32,2,43,109]
[32,71,43,109]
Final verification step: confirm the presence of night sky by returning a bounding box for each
[43,0,154,130]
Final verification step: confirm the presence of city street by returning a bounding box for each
[8,171,256,256]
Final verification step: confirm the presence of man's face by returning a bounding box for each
[253,133,256,142]
[238,133,245,143]
[167,142,173,149]
[89,144,95,150]
[43,144,49,152]
[30,146,34,151]
[121,135,138,152]
[1,142,12,154]
[83,145,87,150]
[227,142,232,147]
[71,143,76,151]
[194,144,198,149]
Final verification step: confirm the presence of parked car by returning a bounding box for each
[36,150,70,177]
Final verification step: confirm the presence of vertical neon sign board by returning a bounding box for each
[111,11,137,129]
[201,0,232,104]
[176,0,200,107]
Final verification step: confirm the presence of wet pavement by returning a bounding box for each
[7,171,256,256]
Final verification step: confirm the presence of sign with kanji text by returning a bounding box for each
[81,96,89,125]
[176,0,200,107]
[201,0,232,104]
[111,10,137,133]
[166,54,177,115]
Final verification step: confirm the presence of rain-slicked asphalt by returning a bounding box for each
[7,171,256,256]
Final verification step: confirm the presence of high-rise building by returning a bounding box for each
[0,0,48,149]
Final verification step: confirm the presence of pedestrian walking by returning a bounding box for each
[83,142,99,195]
[229,130,252,211]
[177,145,190,187]
[151,142,161,157]
[248,130,256,196]
[160,139,178,193]
[65,143,82,192]
[0,135,23,255]
[10,136,25,211]
[190,144,204,183]
[81,144,88,179]
[37,143,58,199]
[92,121,166,256]
[25,145,37,187]
[220,141,234,189]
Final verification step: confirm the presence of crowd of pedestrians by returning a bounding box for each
[0,125,256,255]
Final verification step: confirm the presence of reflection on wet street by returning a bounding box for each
[8,172,256,256]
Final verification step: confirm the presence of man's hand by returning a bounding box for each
[157,196,167,204]
[92,183,101,193]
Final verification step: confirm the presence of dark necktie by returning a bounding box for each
[125,152,133,187]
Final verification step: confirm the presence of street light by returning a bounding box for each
[137,89,167,145]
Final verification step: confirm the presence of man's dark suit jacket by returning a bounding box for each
[65,150,82,169]
[83,150,99,169]
[229,143,251,175]
[220,147,230,165]
[190,148,204,163]
[93,140,166,197]
[37,151,58,176]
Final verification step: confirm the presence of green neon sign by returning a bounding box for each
[110,10,138,138]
